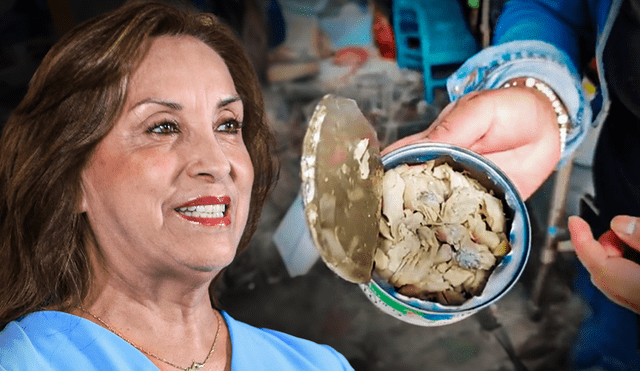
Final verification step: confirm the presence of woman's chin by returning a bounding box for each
[178,247,237,274]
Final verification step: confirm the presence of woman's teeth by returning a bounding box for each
[176,204,226,218]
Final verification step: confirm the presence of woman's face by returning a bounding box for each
[81,36,254,275]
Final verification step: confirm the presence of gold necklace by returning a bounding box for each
[79,307,221,371]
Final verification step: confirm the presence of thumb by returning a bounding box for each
[425,91,494,148]
[610,215,640,252]
[380,101,457,156]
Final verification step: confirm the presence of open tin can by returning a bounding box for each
[301,95,530,326]
[358,143,531,326]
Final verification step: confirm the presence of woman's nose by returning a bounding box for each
[185,132,231,182]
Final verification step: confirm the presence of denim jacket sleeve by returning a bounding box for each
[446,0,615,165]
[446,40,589,165]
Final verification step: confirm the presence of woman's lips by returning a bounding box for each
[175,196,231,226]
[178,196,230,207]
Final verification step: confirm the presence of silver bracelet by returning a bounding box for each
[502,77,570,156]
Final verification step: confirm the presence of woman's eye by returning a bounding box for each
[216,118,243,134]
[148,121,180,135]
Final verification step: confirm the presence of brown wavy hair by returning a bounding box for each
[0,0,278,327]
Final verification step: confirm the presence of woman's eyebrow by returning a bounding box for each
[129,98,182,112]
[218,95,242,108]
[129,96,242,112]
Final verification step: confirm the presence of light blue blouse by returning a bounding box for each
[0,311,353,370]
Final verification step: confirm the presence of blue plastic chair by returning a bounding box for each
[393,0,479,103]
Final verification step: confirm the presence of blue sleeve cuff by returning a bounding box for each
[446,40,593,165]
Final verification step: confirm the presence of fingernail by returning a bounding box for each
[568,215,580,223]
[611,215,637,235]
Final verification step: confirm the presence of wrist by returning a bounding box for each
[502,77,570,156]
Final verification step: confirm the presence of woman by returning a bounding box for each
[0,1,353,370]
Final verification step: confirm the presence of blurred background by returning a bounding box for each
[0,1,603,370]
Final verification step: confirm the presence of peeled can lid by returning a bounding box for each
[300,95,384,283]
